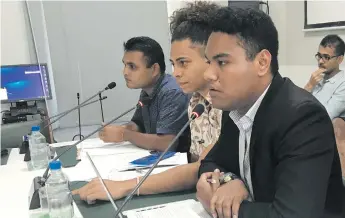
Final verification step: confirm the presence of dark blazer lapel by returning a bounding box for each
[249,73,284,163]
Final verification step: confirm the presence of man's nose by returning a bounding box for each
[123,67,128,76]
[318,58,325,65]
[172,67,182,78]
[204,64,217,82]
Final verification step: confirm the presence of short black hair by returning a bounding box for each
[208,7,279,73]
[320,34,345,56]
[123,36,166,73]
[169,1,220,45]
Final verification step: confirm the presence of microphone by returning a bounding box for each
[113,104,205,217]
[99,93,105,123]
[72,96,108,141]
[73,93,84,141]
[44,82,116,129]
[105,82,116,90]
[47,82,116,121]
[73,96,107,109]
[29,100,144,210]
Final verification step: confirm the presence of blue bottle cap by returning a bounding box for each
[49,160,62,170]
[31,126,40,132]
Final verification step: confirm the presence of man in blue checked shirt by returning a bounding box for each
[99,36,190,152]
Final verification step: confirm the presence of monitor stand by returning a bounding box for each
[10,101,38,117]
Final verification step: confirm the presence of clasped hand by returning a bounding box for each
[99,124,125,143]
[196,169,249,218]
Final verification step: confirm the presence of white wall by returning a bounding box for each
[27,1,173,128]
[6,1,342,118]
[0,1,33,66]
[2,1,229,129]
[269,0,345,87]
[0,1,59,129]
[0,1,34,113]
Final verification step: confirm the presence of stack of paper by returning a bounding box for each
[50,138,115,149]
[64,151,188,182]
[78,143,147,158]
[115,152,188,171]
[123,199,212,218]
[50,138,146,160]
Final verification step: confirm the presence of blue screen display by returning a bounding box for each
[1,64,51,102]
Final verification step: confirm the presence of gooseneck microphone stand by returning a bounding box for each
[72,93,84,140]
[99,93,105,122]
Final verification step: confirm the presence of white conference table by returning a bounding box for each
[0,148,83,218]
[0,138,186,218]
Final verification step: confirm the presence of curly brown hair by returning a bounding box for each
[169,1,220,45]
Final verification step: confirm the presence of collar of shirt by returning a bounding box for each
[190,92,212,111]
[323,70,344,84]
[188,91,222,159]
[229,84,271,131]
[140,74,166,99]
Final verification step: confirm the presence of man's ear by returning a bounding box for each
[151,63,161,77]
[255,49,271,77]
[337,55,344,65]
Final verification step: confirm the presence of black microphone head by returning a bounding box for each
[191,104,205,120]
[102,96,108,100]
[77,93,80,98]
[105,82,116,90]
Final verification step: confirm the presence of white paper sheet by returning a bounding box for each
[64,151,186,182]
[117,153,187,171]
[124,199,211,218]
[64,161,176,182]
[80,150,188,171]
[50,138,131,149]
[78,144,147,158]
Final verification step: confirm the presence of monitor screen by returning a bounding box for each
[1,64,52,102]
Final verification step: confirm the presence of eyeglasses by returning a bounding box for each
[315,53,339,62]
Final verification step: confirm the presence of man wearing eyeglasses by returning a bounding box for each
[304,34,345,186]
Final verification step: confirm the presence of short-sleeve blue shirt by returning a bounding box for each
[131,74,191,151]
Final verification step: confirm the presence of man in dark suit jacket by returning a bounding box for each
[196,7,344,218]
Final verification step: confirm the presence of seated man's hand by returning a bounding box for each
[196,169,222,214]
[72,178,131,202]
[307,68,326,89]
[210,177,249,218]
[99,125,125,143]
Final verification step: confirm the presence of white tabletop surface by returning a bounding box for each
[0,138,185,218]
[0,148,83,218]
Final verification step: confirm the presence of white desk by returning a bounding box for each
[0,139,186,218]
[0,139,148,218]
[0,148,83,218]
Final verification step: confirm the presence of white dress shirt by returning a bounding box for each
[229,84,271,200]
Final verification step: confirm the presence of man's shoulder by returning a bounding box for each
[160,73,179,88]
[265,77,328,124]
[158,74,188,97]
[278,78,323,109]
[336,70,345,87]
[337,70,345,81]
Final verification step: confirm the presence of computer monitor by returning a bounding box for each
[0,64,52,102]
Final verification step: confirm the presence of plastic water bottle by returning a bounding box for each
[46,160,74,218]
[29,126,49,169]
